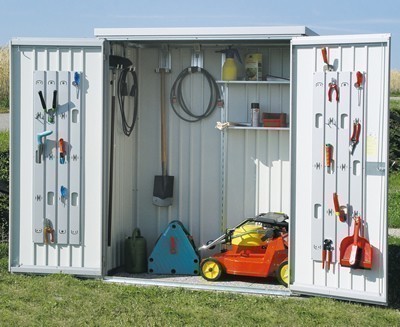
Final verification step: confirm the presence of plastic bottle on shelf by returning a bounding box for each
[217,48,242,81]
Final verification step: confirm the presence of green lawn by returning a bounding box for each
[389,173,400,228]
[0,241,400,326]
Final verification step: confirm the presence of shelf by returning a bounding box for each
[228,126,290,131]
[216,80,290,85]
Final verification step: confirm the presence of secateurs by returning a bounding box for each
[38,90,57,123]
[328,80,339,102]
[349,120,361,154]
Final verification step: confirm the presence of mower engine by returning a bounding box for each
[199,212,289,286]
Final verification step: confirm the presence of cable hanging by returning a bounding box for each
[170,66,222,123]
[117,67,139,136]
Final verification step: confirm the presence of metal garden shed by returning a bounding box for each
[8,26,390,305]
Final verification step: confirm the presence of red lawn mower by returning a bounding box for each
[198,212,289,286]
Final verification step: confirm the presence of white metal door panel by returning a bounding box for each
[10,39,105,276]
[290,34,390,304]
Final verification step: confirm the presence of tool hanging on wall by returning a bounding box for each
[38,90,57,123]
[321,47,334,71]
[59,138,66,164]
[325,144,333,174]
[153,67,174,206]
[340,216,372,269]
[107,55,135,246]
[36,130,53,164]
[170,67,222,123]
[60,185,68,205]
[322,239,333,270]
[43,218,55,244]
[72,72,80,98]
[333,192,346,222]
[349,120,361,154]
[328,80,339,102]
[354,71,363,106]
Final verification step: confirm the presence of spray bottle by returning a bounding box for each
[217,47,242,81]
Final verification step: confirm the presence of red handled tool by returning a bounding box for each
[349,121,361,154]
[340,216,372,269]
[59,138,66,164]
[321,48,334,71]
[328,82,339,102]
[325,144,333,173]
[354,71,363,106]
[333,193,346,222]
[322,239,333,270]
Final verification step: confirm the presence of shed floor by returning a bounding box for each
[105,271,290,296]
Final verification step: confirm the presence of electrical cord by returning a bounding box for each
[170,66,221,123]
[117,68,139,136]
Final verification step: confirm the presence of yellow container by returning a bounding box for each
[231,223,265,246]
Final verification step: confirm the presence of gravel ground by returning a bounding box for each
[389,228,400,238]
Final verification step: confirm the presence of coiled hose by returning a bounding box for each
[117,68,139,136]
[170,66,221,123]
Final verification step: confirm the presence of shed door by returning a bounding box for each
[290,34,390,304]
[10,39,107,276]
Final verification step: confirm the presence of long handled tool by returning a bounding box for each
[107,55,133,246]
[340,216,372,269]
[153,68,174,206]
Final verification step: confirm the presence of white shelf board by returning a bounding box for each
[228,126,290,131]
[216,80,290,85]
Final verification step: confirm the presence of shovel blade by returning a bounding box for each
[153,175,174,207]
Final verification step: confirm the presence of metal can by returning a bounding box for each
[251,103,260,127]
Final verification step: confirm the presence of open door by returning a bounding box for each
[290,34,390,304]
[9,38,107,276]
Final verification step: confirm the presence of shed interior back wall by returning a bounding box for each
[105,42,292,272]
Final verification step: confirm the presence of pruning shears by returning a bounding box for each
[38,90,57,124]
[328,81,339,102]
[349,120,361,154]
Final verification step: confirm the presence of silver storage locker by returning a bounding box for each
[10,39,106,275]
[9,28,390,305]
[291,34,390,304]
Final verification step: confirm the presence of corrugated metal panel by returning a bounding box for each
[10,40,105,275]
[291,35,390,304]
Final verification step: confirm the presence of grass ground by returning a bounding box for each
[0,241,400,326]
[389,173,400,228]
